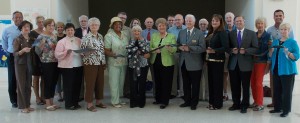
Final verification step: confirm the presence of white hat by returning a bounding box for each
[109,17,122,27]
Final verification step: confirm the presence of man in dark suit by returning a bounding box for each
[177,14,206,110]
[75,15,90,39]
[227,16,258,113]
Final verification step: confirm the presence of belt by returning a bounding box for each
[207,59,224,62]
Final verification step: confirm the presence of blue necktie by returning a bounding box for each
[237,30,242,48]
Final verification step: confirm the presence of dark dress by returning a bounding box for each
[29,30,42,76]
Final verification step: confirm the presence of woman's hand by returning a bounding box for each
[206,47,215,54]
[67,49,72,55]
[143,53,150,59]
[22,47,31,53]
[155,49,161,53]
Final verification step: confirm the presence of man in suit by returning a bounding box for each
[227,16,258,113]
[74,15,89,102]
[75,15,90,39]
[177,14,206,110]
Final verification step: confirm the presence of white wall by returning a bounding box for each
[9,0,88,28]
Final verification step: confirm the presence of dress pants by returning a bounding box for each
[181,62,202,107]
[129,66,149,107]
[153,54,174,105]
[84,65,105,102]
[15,63,32,109]
[250,63,267,106]
[108,65,127,104]
[207,61,224,108]
[42,62,59,99]
[7,53,17,104]
[229,64,251,108]
[61,67,83,108]
[273,73,295,113]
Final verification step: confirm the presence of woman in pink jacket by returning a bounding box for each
[55,23,83,110]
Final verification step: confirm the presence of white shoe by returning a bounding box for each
[112,104,122,108]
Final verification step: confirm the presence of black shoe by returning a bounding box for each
[191,106,197,110]
[280,112,289,117]
[228,105,240,111]
[160,105,167,109]
[74,105,81,109]
[170,95,176,99]
[65,106,76,110]
[139,105,145,108]
[130,104,138,108]
[179,103,190,107]
[153,102,160,105]
[269,110,282,113]
[240,107,247,113]
[12,103,18,108]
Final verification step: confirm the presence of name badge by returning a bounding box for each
[192,40,197,43]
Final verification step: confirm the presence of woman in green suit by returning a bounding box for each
[150,18,177,109]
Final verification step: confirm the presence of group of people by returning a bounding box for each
[1,9,298,118]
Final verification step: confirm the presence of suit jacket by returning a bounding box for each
[207,31,229,60]
[177,28,206,71]
[74,27,90,39]
[228,28,258,71]
[150,32,177,66]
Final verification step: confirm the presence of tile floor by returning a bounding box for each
[0,68,299,123]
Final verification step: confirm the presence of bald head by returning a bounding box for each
[144,17,154,29]
[174,14,184,27]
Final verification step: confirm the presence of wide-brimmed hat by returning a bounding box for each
[109,17,123,27]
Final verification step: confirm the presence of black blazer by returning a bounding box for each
[206,31,229,60]
[74,27,90,39]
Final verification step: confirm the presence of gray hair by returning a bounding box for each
[132,25,142,32]
[255,17,267,28]
[36,16,45,22]
[79,15,88,21]
[225,12,235,19]
[88,17,101,26]
[199,18,208,24]
[185,14,196,22]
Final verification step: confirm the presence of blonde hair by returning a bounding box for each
[255,17,267,28]
[132,25,142,32]
[43,19,55,27]
[279,23,291,31]
[56,22,65,29]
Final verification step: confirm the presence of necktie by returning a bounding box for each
[147,30,151,41]
[187,30,191,40]
[237,30,242,48]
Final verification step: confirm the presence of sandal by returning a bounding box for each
[96,103,107,108]
[45,106,56,111]
[28,107,35,111]
[21,109,30,113]
[52,105,61,109]
[206,104,213,109]
[87,106,97,112]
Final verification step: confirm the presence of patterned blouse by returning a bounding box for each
[34,34,58,63]
[81,32,106,65]
[104,31,129,66]
[127,39,149,76]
